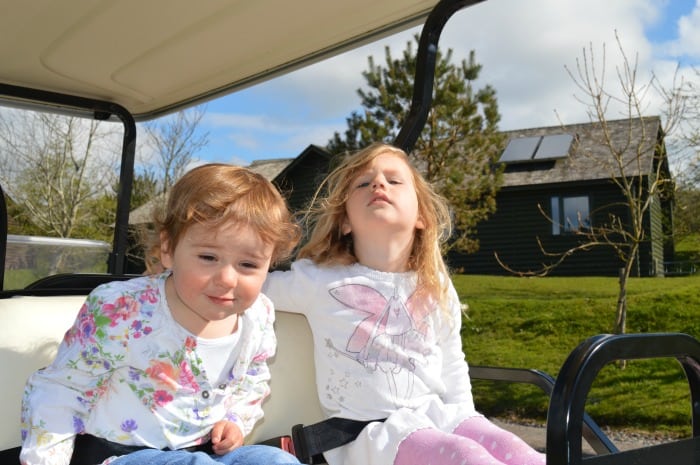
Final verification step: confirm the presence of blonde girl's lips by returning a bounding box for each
[369,194,390,205]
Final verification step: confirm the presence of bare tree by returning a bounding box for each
[676,67,700,164]
[498,34,683,335]
[670,67,700,246]
[0,109,120,238]
[143,105,209,195]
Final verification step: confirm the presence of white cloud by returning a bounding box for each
[668,1,700,58]
[197,0,700,163]
[431,0,660,129]
[226,132,261,151]
[249,0,671,132]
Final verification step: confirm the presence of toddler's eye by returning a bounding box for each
[356,181,370,188]
[198,254,216,262]
[241,262,260,269]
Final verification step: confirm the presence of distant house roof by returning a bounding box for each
[500,116,663,188]
[247,158,295,179]
[273,144,331,181]
[127,146,331,225]
[128,192,167,225]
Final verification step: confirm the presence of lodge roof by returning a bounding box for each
[500,116,664,188]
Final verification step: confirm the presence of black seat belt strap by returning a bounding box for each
[292,417,385,464]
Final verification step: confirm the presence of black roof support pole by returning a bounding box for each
[106,106,136,275]
[393,0,486,153]
[0,183,7,290]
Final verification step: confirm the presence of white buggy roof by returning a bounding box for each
[0,0,439,120]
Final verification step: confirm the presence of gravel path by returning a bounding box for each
[491,417,676,455]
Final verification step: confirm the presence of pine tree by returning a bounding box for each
[328,35,505,253]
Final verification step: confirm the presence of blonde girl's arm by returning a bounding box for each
[439,283,476,408]
[210,420,244,455]
[263,259,316,315]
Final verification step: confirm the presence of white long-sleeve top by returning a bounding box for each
[264,259,477,465]
[20,272,276,465]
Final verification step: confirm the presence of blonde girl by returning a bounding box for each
[264,143,545,465]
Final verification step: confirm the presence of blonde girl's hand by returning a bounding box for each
[210,420,244,455]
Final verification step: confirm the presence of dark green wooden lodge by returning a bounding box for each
[248,144,332,212]
[450,117,675,277]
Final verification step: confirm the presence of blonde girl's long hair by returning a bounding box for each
[144,163,300,273]
[298,143,453,308]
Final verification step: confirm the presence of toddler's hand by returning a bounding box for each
[210,420,244,455]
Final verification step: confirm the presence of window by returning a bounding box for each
[551,195,591,235]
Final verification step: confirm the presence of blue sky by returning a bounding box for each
[168,0,700,167]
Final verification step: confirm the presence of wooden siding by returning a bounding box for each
[450,179,658,277]
[447,117,671,278]
[272,148,330,212]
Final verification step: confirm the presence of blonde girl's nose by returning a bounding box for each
[372,176,386,189]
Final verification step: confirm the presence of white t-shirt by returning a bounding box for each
[197,320,243,385]
[264,259,477,465]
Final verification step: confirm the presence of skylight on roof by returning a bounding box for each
[533,134,574,160]
[499,137,541,163]
[499,133,573,164]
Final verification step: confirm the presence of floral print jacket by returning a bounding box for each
[20,272,276,465]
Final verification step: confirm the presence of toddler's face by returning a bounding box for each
[161,220,273,325]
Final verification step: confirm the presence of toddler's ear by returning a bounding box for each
[415,216,425,230]
[159,232,174,268]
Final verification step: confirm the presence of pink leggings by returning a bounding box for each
[394,416,546,465]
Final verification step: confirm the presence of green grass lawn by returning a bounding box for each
[453,273,700,437]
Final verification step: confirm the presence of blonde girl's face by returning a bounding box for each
[342,152,424,238]
[160,220,273,331]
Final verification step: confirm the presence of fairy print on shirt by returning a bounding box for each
[327,283,434,402]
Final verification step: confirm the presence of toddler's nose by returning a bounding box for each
[217,266,238,287]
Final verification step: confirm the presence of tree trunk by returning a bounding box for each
[614,266,627,335]
[614,266,630,369]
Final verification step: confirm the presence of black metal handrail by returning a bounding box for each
[546,332,700,465]
[470,365,617,455]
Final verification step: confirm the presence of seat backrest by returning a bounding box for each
[0,294,322,450]
[0,295,85,450]
[247,311,325,443]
